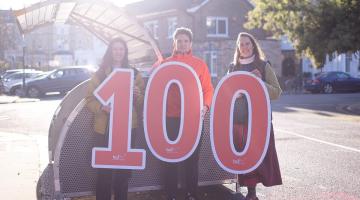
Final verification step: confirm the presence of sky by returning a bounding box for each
[0,0,142,10]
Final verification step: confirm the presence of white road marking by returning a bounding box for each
[0,115,10,121]
[277,129,360,153]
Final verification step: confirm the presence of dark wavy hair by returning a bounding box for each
[96,37,129,81]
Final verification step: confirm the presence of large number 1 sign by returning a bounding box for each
[92,69,146,169]
[91,63,270,174]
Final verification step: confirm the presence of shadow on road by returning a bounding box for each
[271,93,360,117]
[39,93,66,101]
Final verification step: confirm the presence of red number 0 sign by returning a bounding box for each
[144,61,203,162]
[210,71,271,174]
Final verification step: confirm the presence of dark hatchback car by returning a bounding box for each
[304,71,360,94]
[26,66,95,98]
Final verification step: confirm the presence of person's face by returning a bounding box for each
[238,36,254,58]
[111,41,126,66]
[174,34,192,53]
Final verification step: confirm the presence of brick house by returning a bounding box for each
[126,0,286,83]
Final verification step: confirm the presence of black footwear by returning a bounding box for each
[184,193,198,200]
[167,196,176,200]
[245,194,259,200]
[232,192,246,200]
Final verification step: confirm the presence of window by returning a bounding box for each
[336,72,350,79]
[167,17,177,39]
[204,51,218,77]
[67,69,78,76]
[9,74,23,81]
[206,17,228,37]
[144,20,159,40]
[25,74,33,78]
[51,70,64,79]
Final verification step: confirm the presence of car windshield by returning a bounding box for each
[316,72,329,78]
[336,72,351,79]
[33,72,50,79]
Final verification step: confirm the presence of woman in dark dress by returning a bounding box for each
[229,32,283,200]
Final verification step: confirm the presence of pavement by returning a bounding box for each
[0,95,46,199]
[0,94,39,104]
[0,131,48,200]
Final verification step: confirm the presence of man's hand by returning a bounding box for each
[201,105,209,118]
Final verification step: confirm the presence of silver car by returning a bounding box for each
[2,71,44,95]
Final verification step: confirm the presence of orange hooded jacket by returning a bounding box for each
[155,51,214,117]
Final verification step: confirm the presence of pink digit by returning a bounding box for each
[92,69,145,169]
[144,62,203,162]
[211,72,270,174]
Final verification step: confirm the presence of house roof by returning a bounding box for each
[186,0,210,13]
[12,0,162,62]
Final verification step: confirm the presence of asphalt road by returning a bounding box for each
[259,93,360,200]
[0,93,359,200]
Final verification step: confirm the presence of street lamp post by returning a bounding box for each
[22,34,26,96]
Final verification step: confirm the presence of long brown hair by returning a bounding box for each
[233,32,266,66]
[96,37,129,81]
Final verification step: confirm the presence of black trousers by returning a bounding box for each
[96,168,130,200]
[95,128,135,200]
[163,117,202,198]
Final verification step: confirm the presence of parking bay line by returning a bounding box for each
[0,115,10,121]
[277,129,360,153]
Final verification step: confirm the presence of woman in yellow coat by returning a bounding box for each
[86,37,144,200]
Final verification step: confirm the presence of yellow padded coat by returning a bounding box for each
[85,67,145,134]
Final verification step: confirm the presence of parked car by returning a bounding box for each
[2,71,44,95]
[304,71,360,94]
[0,69,37,80]
[25,66,95,98]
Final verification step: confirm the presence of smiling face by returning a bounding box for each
[238,36,254,58]
[174,33,192,54]
[111,41,126,67]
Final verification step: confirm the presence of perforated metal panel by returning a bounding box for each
[54,102,235,198]
[48,80,90,161]
[37,164,55,199]
[59,105,97,195]
[198,112,236,184]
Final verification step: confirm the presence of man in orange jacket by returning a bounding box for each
[158,27,214,200]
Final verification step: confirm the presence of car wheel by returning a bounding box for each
[9,87,17,96]
[323,83,333,94]
[14,87,24,96]
[27,86,41,98]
